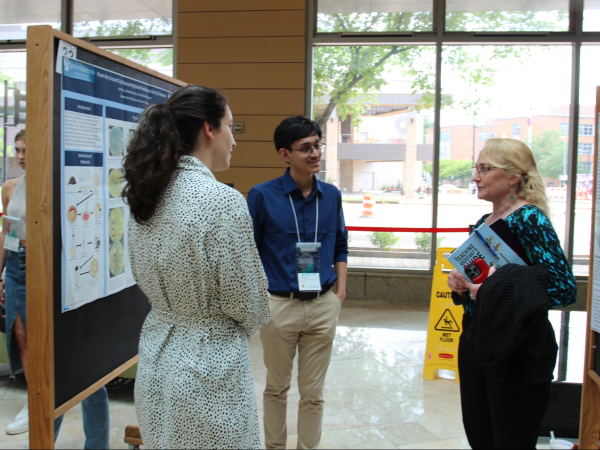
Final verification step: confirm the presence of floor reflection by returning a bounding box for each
[0,301,579,449]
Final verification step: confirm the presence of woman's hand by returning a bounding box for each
[464,266,497,300]
[447,269,468,293]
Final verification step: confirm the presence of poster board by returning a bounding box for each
[26,26,186,448]
[579,86,600,448]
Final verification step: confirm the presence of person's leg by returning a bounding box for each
[295,290,341,450]
[12,315,28,380]
[458,319,496,449]
[261,296,304,449]
[486,355,552,449]
[81,387,110,449]
[54,415,64,441]
[5,249,29,436]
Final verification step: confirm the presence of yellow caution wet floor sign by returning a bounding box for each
[423,247,464,383]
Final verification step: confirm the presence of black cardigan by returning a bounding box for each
[466,263,558,384]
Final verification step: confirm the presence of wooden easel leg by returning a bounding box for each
[580,370,600,449]
[124,425,144,449]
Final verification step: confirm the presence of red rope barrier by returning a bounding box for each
[346,226,469,233]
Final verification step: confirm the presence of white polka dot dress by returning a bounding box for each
[128,155,271,449]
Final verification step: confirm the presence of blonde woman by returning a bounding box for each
[447,138,576,449]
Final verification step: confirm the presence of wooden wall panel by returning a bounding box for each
[179,11,305,38]
[227,89,304,115]
[229,115,291,141]
[179,0,305,12]
[178,1,306,192]
[214,167,287,194]
[178,37,305,64]
[178,63,304,89]
[230,141,288,168]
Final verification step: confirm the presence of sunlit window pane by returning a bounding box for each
[73,0,172,37]
[584,0,600,31]
[0,52,26,182]
[314,45,436,269]
[574,45,600,277]
[438,46,572,257]
[446,1,569,32]
[0,0,61,40]
[317,0,433,33]
[105,48,173,77]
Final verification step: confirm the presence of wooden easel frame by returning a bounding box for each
[579,86,600,449]
[26,25,185,449]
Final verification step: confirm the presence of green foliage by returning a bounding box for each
[414,233,445,252]
[74,18,172,38]
[424,160,473,184]
[368,232,400,250]
[530,129,565,179]
[73,19,173,70]
[312,11,543,127]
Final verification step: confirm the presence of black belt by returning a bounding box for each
[269,284,332,301]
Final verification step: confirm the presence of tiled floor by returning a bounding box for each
[0,301,572,449]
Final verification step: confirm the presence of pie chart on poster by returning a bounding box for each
[108,169,123,198]
[109,207,124,242]
[110,242,124,276]
[109,126,124,156]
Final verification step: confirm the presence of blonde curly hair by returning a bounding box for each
[481,138,549,217]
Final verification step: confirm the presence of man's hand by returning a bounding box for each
[335,287,346,305]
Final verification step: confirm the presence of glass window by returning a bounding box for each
[73,0,172,37]
[491,131,496,138]
[0,0,61,40]
[584,0,600,31]
[0,52,27,183]
[106,48,173,77]
[573,45,600,276]
[440,131,452,159]
[439,46,572,252]
[560,122,570,136]
[478,130,487,141]
[513,123,521,139]
[313,45,436,269]
[579,124,594,136]
[317,0,433,33]
[446,0,569,32]
[578,143,594,155]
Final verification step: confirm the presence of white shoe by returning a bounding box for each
[6,404,28,435]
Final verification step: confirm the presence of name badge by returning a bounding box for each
[296,242,322,292]
[298,272,322,291]
[4,231,20,252]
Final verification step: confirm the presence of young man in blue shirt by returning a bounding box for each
[248,116,348,449]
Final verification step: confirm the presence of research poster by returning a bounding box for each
[60,54,171,311]
[592,114,600,332]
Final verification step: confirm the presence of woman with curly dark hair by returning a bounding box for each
[124,85,270,449]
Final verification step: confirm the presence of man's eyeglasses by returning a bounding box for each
[288,143,326,155]
[471,164,496,177]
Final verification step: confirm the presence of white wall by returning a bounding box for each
[354,161,404,190]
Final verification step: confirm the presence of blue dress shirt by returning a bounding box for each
[247,168,349,293]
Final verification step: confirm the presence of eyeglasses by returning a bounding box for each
[288,143,326,155]
[471,164,496,177]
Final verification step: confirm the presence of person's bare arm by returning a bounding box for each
[0,179,17,306]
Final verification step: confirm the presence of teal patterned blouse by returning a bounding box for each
[454,204,577,315]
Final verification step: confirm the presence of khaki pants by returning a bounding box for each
[261,289,341,449]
